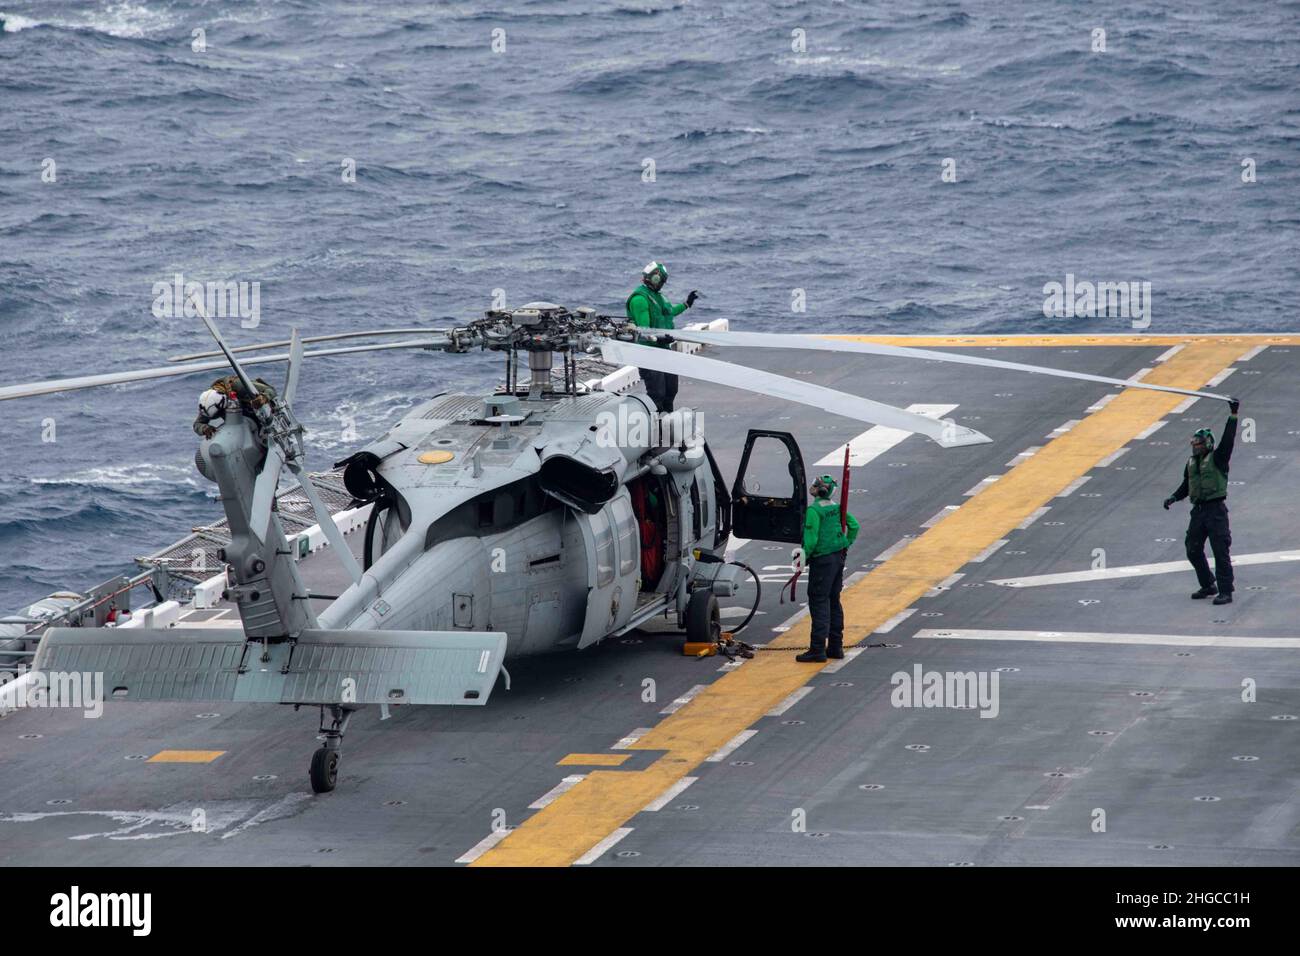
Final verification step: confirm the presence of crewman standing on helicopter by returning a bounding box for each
[797,474,860,663]
[626,261,699,412]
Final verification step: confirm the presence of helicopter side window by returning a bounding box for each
[612,496,637,577]
[591,508,615,587]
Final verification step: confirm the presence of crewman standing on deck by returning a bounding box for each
[626,261,699,412]
[797,475,860,663]
[1164,398,1240,605]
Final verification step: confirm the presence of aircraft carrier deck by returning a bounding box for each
[2,334,1298,867]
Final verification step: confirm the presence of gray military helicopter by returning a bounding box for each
[0,302,1231,791]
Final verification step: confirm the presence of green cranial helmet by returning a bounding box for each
[642,260,668,292]
[1192,427,1215,452]
[811,474,837,498]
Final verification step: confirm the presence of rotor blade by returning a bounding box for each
[194,303,262,400]
[284,328,303,408]
[284,461,364,586]
[167,327,452,363]
[0,338,448,403]
[249,442,286,541]
[667,330,1233,403]
[600,340,990,447]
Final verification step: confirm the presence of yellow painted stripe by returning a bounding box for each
[827,334,1300,347]
[472,341,1253,866]
[148,750,225,764]
[557,753,631,767]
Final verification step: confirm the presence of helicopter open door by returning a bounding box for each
[729,429,806,544]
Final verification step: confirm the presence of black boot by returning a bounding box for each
[796,649,827,663]
[1191,585,1217,599]
[826,645,844,660]
[1212,592,1233,605]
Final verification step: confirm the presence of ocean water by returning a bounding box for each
[1,0,1297,610]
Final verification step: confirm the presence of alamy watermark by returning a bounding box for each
[891,664,1000,718]
[1043,274,1151,329]
[152,272,261,328]
[0,666,104,718]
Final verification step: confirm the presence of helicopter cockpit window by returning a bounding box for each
[738,435,796,500]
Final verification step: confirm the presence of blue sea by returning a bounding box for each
[1,0,1297,611]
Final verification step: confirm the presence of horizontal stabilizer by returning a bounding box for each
[33,627,507,706]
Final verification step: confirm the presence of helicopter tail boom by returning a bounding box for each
[31,626,507,706]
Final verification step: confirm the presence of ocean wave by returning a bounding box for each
[0,1,180,38]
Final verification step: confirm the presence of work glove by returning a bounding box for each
[660,333,674,345]
[1163,496,1175,510]
[1228,397,1240,414]
[685,290,700,308]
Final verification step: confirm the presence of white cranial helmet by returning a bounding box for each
[199,388,227,419]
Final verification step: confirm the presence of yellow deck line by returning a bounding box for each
[828,334,1300,347]
[557,753,631,767]
[471,340,1253,867]
[148,750,225,764]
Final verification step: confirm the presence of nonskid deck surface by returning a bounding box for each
[1,337,1297,866]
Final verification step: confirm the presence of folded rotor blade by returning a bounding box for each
[167,327,452,363]
[0,338,447,403]
[249,442,286,542]
[195,304,262,401]
[285,460,364,586]
[600,340,989,447]
[284,328,303,408]
[668,330,1233,403]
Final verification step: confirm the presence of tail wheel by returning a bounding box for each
[685,590,721,645]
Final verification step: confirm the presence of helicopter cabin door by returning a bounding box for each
[729,429,807,544]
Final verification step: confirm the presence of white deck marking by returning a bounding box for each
[1135,420,1167,439]
[612,728,652,750]
[660,684,707,715]
[1206,367,1237,388]
[1056,476,1091,497]
[574,827,634,864]
[706,729,758,762]
[725,536,751,557]
[874,537,914,561]
[926,572,965,595]
[822,646,866,674]
[456,827,513,864]
[529,775,586,810]
[922,506,961,528]
[1095,447,1130,467]
[1128,367,1154,382]
[1005,445,1042,467]
[874,608,916,634]
[963,475,1001,496]
[991,550,1300,588]
[1086,393,1118,413]
[1046,420,1082,439]
[220,793,314,841]
[1239,345,1267,361]
[1017,506,1051,530]
[642,777,698,812]
[814,403,959,466]
[1154,344,1186,363]
[915,628,1300,649]
[1171,396,1198,414]
[766,686,814,717]
[970,539,1010,563]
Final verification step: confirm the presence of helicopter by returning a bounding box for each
[0,300,1233,792]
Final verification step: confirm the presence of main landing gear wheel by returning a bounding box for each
[686,590,721,645]
[310,747,339,793]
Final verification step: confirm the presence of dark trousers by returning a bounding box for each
[641,369,679,412]
[807,549,847,653]
[1186,499,1234,594]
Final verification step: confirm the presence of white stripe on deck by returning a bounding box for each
[823,646,866,674]
[1056,476,1091,497]
[874,607,916,634]
[1095,447,1130,467]
[1086,393,1118,413]
[1006,445,1042,467]
[991,550,1300,588]
[642,777,698,813]
[1206,367,1237,388]
[814,404,959,466]
[922,506,961,528]
[1154,344,1185,363]
[1135,420,1167,440]
[707,729,758,762]
[612,728,652,749]
[574,828,634,865]
[1017,506,1051,530]
[964,475,1001,496]
[1238,345,1267,361]
[1046,420,1081,439]
[875,537,914,561]
[456,827,513,864]
[915,628,1300,650]
[530,775,586,810]
[660,684,707,715]
[1171,396,1198,414]
[970,539,1009,563]
[766,686,814,716]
